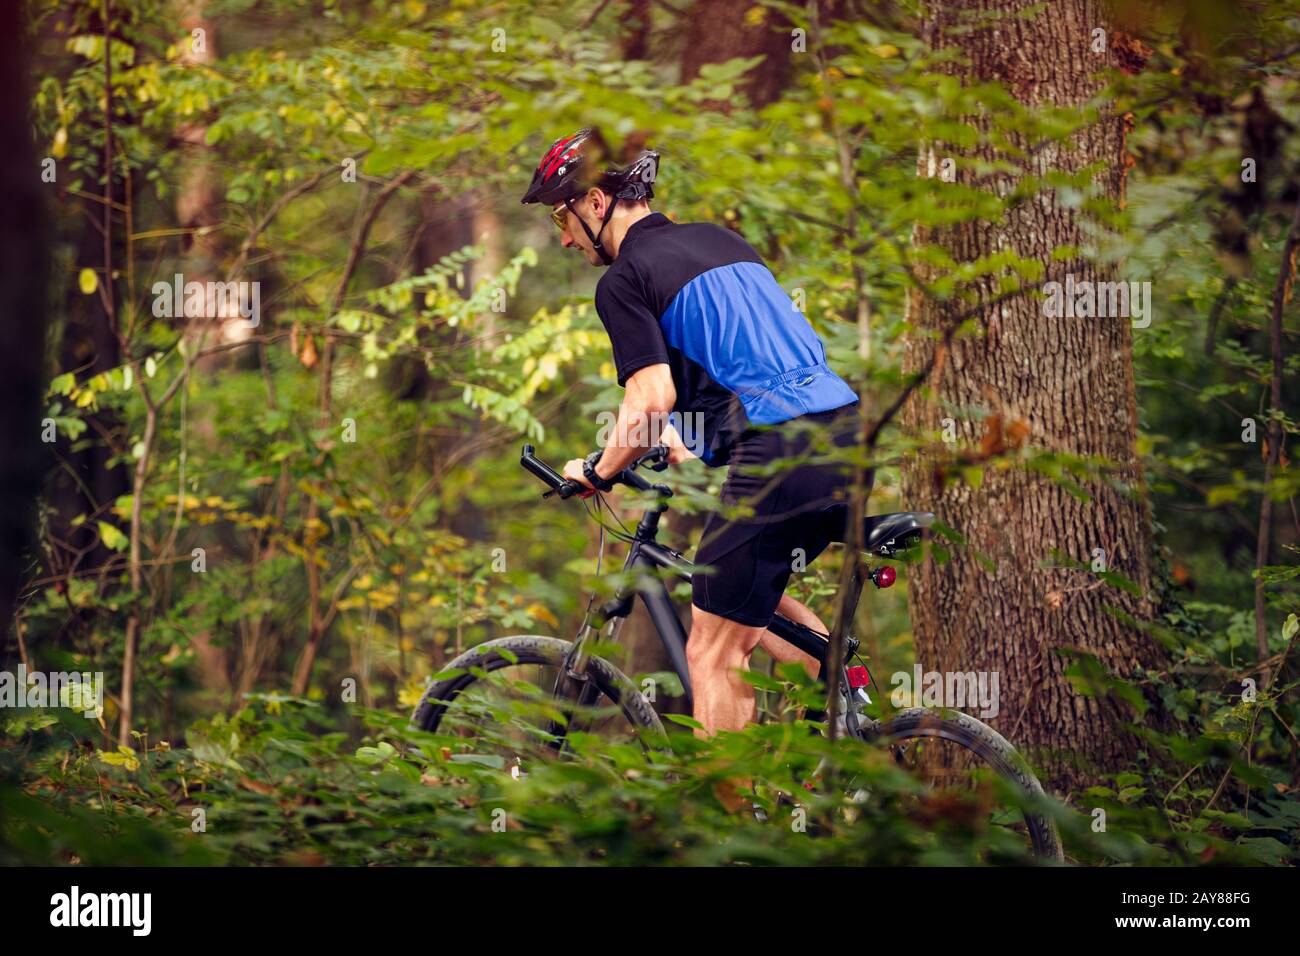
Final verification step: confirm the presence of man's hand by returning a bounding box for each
[562,458,599,497]
[659,422,696,465]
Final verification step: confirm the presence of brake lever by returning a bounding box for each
[544,479,587,500]
[642,444,670,472]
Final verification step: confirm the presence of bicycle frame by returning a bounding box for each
[451,448,1060,858]
[561,480,875,728]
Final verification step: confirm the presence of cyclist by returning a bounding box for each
[520,127,862,762]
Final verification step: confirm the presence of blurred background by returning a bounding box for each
[2,0,1298,865]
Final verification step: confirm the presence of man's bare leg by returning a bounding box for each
[686,606,767,738]
[687,594,828,810]
[757,593,827,680]
[688,594,827,738]
[686,606,767,811]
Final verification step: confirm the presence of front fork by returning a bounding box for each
[545,612,627,749]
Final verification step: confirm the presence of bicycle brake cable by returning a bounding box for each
[572,471,656,622]
[579,491,635,544]
[580,492,629,621]
[596,492,635,538]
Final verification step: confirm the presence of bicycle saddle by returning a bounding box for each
[818,504,936,556]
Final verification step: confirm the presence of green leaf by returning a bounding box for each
[97,746,140,772]
[355,741,399,765]
[4,711,60,737]
[97,521,128,552]
[664,713,705,731]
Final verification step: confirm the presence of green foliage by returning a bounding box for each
[4,650,1296,866]
[14,0,1300,865]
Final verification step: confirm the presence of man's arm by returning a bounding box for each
[562,363,683,489]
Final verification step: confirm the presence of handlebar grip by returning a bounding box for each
[522,445,589,499]
[520,444,566,489]
[521,443,670,500]
[554,480,586,499]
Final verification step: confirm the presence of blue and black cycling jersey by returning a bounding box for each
[594,212,859,467]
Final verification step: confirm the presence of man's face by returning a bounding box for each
[553,193,605,266]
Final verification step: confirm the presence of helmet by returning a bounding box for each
[520,127,659,206]
[520,127,659,265]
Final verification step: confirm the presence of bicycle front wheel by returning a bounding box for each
[865,708,1064,861]
[411,636,665,773]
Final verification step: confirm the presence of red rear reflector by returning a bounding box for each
[847,665,870,688]
[873,566,897,589]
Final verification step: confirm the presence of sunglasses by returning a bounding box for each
[551,197,590,231]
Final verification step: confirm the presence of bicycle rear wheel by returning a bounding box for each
[411,636,665,773]
[864,708,1063,861]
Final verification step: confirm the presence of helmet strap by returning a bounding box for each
[566,194,619,265]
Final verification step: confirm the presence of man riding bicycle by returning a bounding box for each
[520,127,861,751]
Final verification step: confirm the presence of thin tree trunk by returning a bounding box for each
[170,1,239,700]
[1253,198,1300,679]
[810,0,873,738]
[99,0,138,747]
[291,172,412,695]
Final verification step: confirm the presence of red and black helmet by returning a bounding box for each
[521,127,659,265]
[520,127,659,206]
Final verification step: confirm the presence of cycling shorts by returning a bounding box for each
[691,402,860,627]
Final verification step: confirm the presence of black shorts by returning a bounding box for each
[691,403,860,627]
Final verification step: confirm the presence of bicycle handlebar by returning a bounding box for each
[520,444,672,499]
[519,444,570,491]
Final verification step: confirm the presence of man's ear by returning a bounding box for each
[587,188,607,218]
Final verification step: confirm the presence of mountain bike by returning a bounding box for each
[411,443,1064,860]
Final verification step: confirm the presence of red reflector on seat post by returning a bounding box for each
[847,666,870,688]
[872,565,897,589]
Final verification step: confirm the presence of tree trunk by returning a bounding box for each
[622,0,654,61]
[613,0,813,716]
[900,0,1166,795]
[0,0,52,645]
[681,0,796,110]
[34,5,128,661]
[45,196,126,629]
[173,2,239,705]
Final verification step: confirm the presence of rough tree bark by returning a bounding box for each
[900,0,1167,795]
